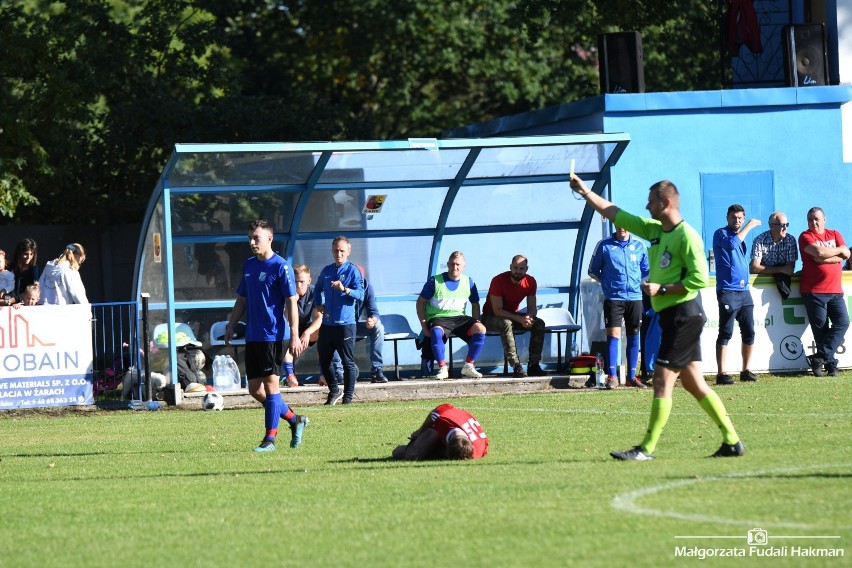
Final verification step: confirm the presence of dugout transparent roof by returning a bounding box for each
[134,134,629,369]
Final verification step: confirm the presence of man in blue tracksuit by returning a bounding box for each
[588,226,650,388]
[306,236,365,406]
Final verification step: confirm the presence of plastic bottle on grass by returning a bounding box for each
[595,353,606,389]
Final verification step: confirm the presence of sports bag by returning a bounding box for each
[566,353,602,374]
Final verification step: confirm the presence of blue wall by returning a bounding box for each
[447,86,852,257]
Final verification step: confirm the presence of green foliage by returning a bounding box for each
[0,376,850,566]
[1,0,724,222]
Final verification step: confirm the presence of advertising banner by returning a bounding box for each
[0,304,94,410]
[700,275,851,373]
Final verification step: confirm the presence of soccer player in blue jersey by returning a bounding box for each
[225,220,309,452]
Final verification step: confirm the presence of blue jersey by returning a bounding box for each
[713,226,750,291]
[588,235,649,301]
[236,253,297,341]
[314,261,365,325]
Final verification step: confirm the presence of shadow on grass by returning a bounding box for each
[724,471,852,480]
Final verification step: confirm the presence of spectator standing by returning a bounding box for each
[481,255,547,378]
[310,236,365,406]
[588,227,650,388]
[10,238,39,304]
[571,175,744,460]
[38,243,89,305]
[712,205,761,384]
[225,220,308,452]
[798,207,850,377]
[0,249,14,303]
[416,251,487,380]
[391,403,488,460]
[749,211,798,299]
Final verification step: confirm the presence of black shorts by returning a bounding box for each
[427,315,478,338]
[656,298,706,370]
[245,340,287,380]
[603,300,643,335]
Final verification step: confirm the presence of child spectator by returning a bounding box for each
[0,249,14,305]
[38,243,89,305]
[12,283,40,308]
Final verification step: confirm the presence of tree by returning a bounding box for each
[1,0,723,222]
[1,0,231,224]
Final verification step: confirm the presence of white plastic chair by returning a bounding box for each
[537,307,582,370]
[209,321,246,346]
[210,320,246,366]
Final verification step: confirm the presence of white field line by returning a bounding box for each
[611,463,852,529]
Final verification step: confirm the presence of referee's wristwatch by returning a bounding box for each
[659,285,668,296]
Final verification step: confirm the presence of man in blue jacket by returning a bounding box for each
[589,226,650,388]
[712,204,761,385]
[304,236,365,405]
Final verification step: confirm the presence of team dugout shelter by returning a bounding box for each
[133,135,630,383]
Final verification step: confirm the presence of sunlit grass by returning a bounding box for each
[0,373,849,567]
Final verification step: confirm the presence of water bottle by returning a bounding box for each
[570,341,580,358]
[224,356,241,390]
[129,400,162,411]
[708,249,716,273]
[595,353,606,389]
[213,355,229,390]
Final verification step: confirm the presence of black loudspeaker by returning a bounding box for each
[783,24,829,87]
[598,31,645,94]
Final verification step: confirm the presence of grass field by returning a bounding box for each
[1,374,849,567]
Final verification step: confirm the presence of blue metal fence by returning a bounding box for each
[91,301,143,400]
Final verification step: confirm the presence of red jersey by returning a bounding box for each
[430,403,488,459]
[482,271,537,314]
[798,229,846,294]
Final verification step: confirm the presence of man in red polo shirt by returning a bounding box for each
[798,207,850,377]
[392,403,488,460]
[481,255,547,377]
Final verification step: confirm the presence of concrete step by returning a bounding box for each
[182,373,595,410]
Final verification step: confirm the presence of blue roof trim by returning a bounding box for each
[448,86,852,139]
[795,85,852,104]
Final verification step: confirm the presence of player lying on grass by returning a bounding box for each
[392,403,488,460]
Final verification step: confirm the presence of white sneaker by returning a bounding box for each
[434,366,449,380]
[461,362,482,379]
